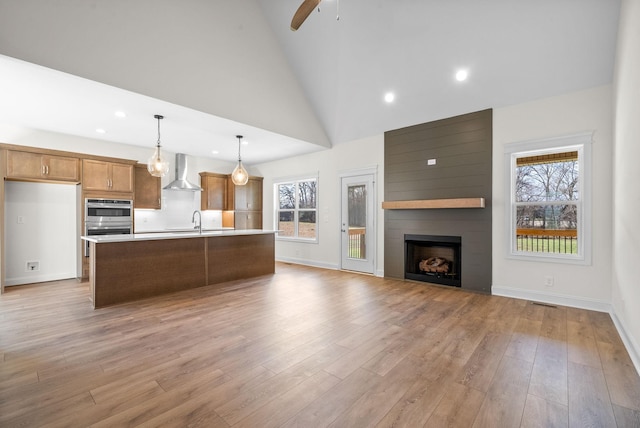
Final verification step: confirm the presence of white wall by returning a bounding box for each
[492,85,614,308]
[612,0,640,371]
[5,181,77,285]
[254,135,385,275]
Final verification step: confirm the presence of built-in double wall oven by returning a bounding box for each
[84,198,133,256]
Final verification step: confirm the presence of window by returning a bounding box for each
[505,133,592,264]
[275,177,318,241]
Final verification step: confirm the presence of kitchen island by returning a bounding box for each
[82,230,276,308]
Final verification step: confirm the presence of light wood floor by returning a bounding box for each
[1,263,639,427]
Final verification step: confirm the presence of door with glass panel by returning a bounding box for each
[341,174,375,274]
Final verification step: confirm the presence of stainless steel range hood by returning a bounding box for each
[163,153,202,191]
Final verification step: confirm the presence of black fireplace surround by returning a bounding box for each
[405,234,462,287]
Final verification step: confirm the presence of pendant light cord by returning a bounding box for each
[237,135,243,163]
[157,117,161,148]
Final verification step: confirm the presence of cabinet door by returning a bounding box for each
[111,163,134,193]
[43,155,79,181]
[83,160,133,192]
[135,164,161,209]
[231,176,263,210]
[246,177,263,211]
[82,159,110,191]
[246,211,263,229]
[233,211,262,230]
[6,151,43,179]
[200,173,228,211]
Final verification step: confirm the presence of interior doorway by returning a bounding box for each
[340,171,376,274]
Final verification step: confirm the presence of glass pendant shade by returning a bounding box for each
[231,135,249,185]
[147,145,170,177]
[147,115,170,177]
[231,161,249,185]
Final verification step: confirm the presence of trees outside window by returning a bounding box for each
[275,178,317,241]
[506,132,592,264]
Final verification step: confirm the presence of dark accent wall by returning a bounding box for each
[384,109,492,293]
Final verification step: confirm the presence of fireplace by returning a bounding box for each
[405,234,461,287]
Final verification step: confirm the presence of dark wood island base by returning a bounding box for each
[88,232,275,308]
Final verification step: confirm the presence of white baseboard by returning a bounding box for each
[492,285,640,376]
[275,256,339,271]
[609,311,640,377]
[275,257,385,278]
[491,285,612,313]
[5,272,76,286]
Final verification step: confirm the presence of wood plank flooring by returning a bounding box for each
[1,263,639,427]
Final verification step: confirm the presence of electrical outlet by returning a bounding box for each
[544,276,554,287]
[17,216,25,224]
[26,261,40,272]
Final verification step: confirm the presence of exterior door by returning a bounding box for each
[341,173,375,274]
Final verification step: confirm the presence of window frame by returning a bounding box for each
[504,132,592,265]
[274,174,319,243]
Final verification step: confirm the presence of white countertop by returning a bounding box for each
[82,229,277,243]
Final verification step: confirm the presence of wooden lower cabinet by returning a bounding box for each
[234,211,263,229]
[89,233,275,308]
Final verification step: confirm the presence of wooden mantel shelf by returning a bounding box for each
[382,198,485,210]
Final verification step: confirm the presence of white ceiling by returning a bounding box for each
[0,54,323,165]
[0,0,621,165]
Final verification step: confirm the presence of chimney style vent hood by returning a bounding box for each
[163,153,202,191]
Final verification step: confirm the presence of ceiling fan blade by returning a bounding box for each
[291,0,322,31]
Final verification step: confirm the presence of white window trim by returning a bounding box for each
[273,173,319,244]
[503,132,593,265]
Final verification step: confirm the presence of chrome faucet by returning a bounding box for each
[192,210,202,234]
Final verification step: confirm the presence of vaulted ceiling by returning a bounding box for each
[0,0,621,164]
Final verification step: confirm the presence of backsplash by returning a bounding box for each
[134,190,222,232]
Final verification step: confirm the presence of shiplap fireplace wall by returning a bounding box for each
[383,109,493,293]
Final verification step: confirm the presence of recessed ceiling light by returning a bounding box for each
[455,69,468,82]
[242,140,249,145]
[95,128,106,134]
[114,111,127,118]
[384,92,395,103]
[211,150,219,155]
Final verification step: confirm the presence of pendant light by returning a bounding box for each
[231,135,249,185]
[147,114,170,177]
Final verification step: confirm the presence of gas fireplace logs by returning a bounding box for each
[419,257,450,273]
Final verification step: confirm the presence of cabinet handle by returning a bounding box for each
[46,165,49,174]
[42,165,46,175]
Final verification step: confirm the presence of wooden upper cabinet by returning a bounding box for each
[200,172,228,211]
[135,164,161,209]
[6,150,79,183]
[228,176,263,230]
[82,159,133,192]
[229,176,263,211]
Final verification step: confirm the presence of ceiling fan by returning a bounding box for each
[291,0,322,31]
